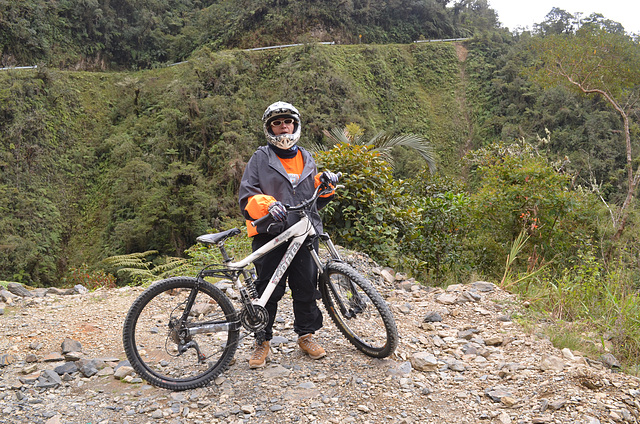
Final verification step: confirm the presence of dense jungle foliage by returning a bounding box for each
[0,0,496,70]
[2,1,640,368]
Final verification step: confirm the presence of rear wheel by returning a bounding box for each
[122,277,239,391]
[320,261,398,358]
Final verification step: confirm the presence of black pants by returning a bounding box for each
[252,234,323,342]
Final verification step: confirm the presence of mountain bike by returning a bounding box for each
[122,178,398,391]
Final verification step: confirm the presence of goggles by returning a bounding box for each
[270,118,295,127]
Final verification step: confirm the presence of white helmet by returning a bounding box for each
[262,101,301,150]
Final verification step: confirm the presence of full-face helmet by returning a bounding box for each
[262,101,301,150]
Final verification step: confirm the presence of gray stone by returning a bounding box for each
[0,354,17,367]
[35,370,62,388]
[458,328,479,339]
[423,311,442,322]
[270,336,289,346]
[46,287,75,296]
[0,289,17,303]
[485,387,513,403]
[7,282,32,297]
[600,353,621,369]
[54,362,78,375]
[471,281,496,292]
[73,284,89,294]
[263,364,291,378]
[61,337,82,354]
[78,358,105,377]
[461,290,481,302]
[448,360,466,372]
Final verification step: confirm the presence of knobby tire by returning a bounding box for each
[320,261,398,358]
[122,277,239,391]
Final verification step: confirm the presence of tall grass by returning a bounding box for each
[509,251,640,372]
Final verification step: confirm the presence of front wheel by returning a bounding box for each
[122,277,239,391]
[320,261,398,358]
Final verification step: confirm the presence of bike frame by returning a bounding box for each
[226,213,316,308]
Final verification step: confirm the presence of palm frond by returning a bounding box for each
[368,132,437,173]
[322,128,350,145]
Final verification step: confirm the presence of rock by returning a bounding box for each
[114,365,135,379]
[485,387,513,403]
[380,268,396,284]
[46,287,75,295]
[435,293,458,305]
[387,361,412,377]
[549,399,567,410]
[45,414,63,424]
[263,364,291,379]
[539,355,565,372]
[460,290,481,302]
[64,351,83,361]
[485,335,504,346]
[24,354,38,364]
[600,353,621,369]
[423,311,442,322]
[22,364,38,374]
[561,348,575,361]
[35,369,62,388]
[0,354,17,367]
[43,352,65,362]
[7,282,32,297]
[1,289,19,304]
[471,281,496,292]
[78,358,105,377]
[54,362,79,375]
[61,337,82,354]
[410,352,438,372]
[74,284,89,294]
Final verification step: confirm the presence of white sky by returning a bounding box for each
[487,0,640,34]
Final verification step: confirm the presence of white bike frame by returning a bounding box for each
[226,215,316,308]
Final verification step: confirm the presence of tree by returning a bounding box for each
[531,27,640,241]
[534,8,577,35]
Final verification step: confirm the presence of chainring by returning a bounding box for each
[239,304,269,332]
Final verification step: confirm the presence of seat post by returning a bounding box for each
[218,243,232,263]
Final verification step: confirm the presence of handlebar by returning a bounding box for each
[250,172,343,227]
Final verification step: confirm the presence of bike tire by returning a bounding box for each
[320,261,398,358]
[122,277,239,391]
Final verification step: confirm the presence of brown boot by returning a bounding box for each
[297,334,326,359]
[248,340,270,369]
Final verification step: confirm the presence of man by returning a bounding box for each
[238,101,339,368]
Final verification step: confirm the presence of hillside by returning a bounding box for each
[0,41,469,285]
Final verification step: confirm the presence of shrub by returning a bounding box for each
[316,143,407,266]
[465,140,602,279]
[64,264,117,290]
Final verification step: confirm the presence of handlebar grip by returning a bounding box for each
[250,213,272,227]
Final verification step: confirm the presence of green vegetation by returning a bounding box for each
[2,1,640,371]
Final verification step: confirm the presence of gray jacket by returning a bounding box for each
[238,145,331,236]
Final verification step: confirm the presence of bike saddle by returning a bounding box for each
[196,228,241,245]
